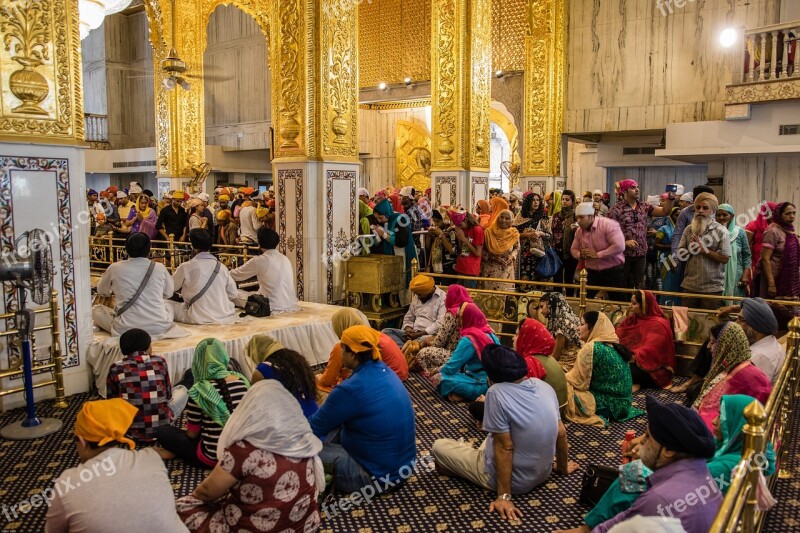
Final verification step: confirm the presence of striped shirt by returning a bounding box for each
[185,379,248,465]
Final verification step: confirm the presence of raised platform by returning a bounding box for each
[86,302,342,397]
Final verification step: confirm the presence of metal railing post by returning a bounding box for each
[779,317,800,478]
[49,289,67,408]
[579,268,588,315]
[168,234,176,272]
[106,231,114,263]
[411,258,419,279]
[741,400,767,532]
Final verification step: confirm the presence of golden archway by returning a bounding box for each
[489,105,521,169]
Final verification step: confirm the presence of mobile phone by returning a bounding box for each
[665,184,678,193]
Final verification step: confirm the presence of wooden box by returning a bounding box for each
[345,255,405,295]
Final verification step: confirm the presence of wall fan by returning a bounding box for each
[0,229,63,440]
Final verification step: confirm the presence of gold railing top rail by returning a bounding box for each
[0,307,51,322]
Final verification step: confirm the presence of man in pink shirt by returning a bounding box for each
[570,201,626,301]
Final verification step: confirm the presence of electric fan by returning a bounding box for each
[0,229,63,440]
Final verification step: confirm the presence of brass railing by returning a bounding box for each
[710,316,800,532]
[0,290,67,408]
[89,232,261,275]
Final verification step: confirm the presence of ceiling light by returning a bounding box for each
[378,82,388,91]
[404,77,413,86]
[719,27,738,48]
[495,69,505,79]
[162,77,176,91]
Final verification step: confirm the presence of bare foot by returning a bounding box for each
[553,526,590,533]
[631,384,641,393]
[153,446,176,460]
[448,393,465,402]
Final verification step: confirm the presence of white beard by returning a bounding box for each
[691,214,711,236]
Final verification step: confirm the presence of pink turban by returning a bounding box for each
[618,179,638,194]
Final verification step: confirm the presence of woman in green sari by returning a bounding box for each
[575,394,776,532]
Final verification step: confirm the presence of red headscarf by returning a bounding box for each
[615,290,675,388]
[515,319,552,379]
[389,193,404,213]
[458,304,495,359]
[445,284,474,315]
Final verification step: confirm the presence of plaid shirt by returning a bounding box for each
[608,200,654,258]
[107,352,172,442]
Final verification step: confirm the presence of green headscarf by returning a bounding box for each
[188,338,250,426]
[245,334,284,366]
[708,394,776,488]
[372,198,418,283]
[358,200,373,235]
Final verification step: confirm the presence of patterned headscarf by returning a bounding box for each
[693,323,751,411]
[189,338,251,426]
[540,292,582,346]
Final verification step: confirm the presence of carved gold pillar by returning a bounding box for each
[430,0,491,210]
[0,0,84,143]
[521,0,566,195]
[144,0,205,181]
[272,0,359,303]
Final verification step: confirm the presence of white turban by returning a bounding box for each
[399,186,415,197]
[197,192,210,203]
[358,187,370,198]
[129,182,142,194]
[680,192,693,203]
[116,191,128,199]
[576,202,595,216]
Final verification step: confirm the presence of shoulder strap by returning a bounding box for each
[186,260,221,308]
[116,261,156,316]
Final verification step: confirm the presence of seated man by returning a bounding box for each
[45,399,187,532]
[310,326,416,493]
[432,345,576,520]
[106,329,176,443]
[229,227,299,313]
[721,297,784,383]
[169,228,238,325]
[382,274,446,349]
[591,395,721,533]
[92,232,175,338]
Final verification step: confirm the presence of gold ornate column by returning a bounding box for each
[272,0,359,303]
[521,0,566,195]
[430,0,491,210]
[0,0,84,143]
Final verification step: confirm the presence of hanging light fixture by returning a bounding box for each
[78,0,133,40]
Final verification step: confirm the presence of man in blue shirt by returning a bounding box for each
[310,325,416,494]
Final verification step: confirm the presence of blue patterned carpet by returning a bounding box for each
[0,374,797,532]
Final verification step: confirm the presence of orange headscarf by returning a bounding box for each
[476,200,491,228]
[486,197,510,228]
[484,209,520,255]
[75,398,138,450]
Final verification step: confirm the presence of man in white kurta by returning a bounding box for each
[170,229,238,325]
[237,203,261,244]
[229,227,299,313]
[92,233,175,338]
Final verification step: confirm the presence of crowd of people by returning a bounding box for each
[62,180,796,532]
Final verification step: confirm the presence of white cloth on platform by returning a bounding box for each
[230,250,299,313]
[87,302,341,397]
[238,205,261,243]
[94,257,177,338]
[171,252,238,325]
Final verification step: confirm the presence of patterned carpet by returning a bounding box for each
[0,374,797,532]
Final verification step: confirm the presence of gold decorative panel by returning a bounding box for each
[468,0,491,169]
[0,0,83,143]
[358,0,431,88]
[491,0,526,72]
[395,120,431,191]
[726,79,800,105]
[523,0,565,177]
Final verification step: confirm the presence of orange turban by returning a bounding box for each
[242,186,255,196]
[75,398,138,450]
[340,325,382,359]
[409,274,435,295]
[218,194,230,202]
[216,209,232,221]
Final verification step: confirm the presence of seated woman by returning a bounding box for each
[177,380,323,533]
[565,312,644,427]
[514,318,568,417]
[566,394,777,533]
[415,284,474,374]
[244,333,284,367]
[432,303,498,402]
[155,339,250,467]
[692,322,772,431]
[316,308,407,399]
[310,326,416,493]
[671,323,724,399]
[251,348,318,418]
[534,292,582,371]
[615,290,676,391]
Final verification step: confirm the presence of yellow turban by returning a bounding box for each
[694,192,719,213]
[218,194,230,202]
[172,190,185,200]
[409,274,435,295]
[256,207,269,219]
[216,209,232,221]
[75,398,138,450]
[340,325,382,359]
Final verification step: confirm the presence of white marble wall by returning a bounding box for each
[566,0,781,134]
[723,156,800,217]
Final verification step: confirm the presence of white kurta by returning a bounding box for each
[94,257,175,337]
[170,252,238,325]
[229,250,299,313]
[750,335,786,384]
[238,205,261,244]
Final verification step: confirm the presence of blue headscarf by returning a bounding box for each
[373,199,418,282]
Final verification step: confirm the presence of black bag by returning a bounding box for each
[241,294,271,318]
[579,464,618,507]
